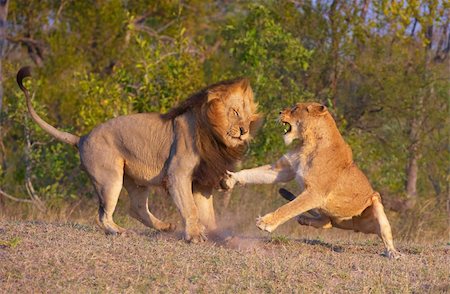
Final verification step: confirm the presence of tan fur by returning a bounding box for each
[17,68,261,243]
[224,102,400,258]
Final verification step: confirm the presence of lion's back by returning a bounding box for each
[79,113,174,185]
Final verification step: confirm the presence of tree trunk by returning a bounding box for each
[404,24,435,203]
[0,0,9,172]
[329,0,339,108]
[0,0,8,113]
[405,130,419,199]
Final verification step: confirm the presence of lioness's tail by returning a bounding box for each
[278,188,297,202]
[16,67,80,147]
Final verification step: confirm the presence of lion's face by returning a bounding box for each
[205,79,262,148]
[279,102,328,145]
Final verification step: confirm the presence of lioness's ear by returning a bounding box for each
[307,104,327,115]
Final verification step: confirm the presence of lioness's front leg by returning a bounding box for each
[257,190,323,232]
[222,155,296,189]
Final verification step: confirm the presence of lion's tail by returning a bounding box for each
[16,67,80,147]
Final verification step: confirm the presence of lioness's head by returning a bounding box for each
[204,78,262,148]
[280,102,329,145]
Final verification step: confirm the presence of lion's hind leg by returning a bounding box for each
[92,173,126,235]
[124,176,175,232]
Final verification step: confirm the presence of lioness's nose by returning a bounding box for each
[240,127,248,136]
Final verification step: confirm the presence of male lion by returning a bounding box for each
[17,67,261,243]
[223,102,401,258]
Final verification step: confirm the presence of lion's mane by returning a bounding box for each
[162,78,254,187]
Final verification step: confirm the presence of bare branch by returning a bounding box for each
[23,109,46,212]
[0,188,33,203]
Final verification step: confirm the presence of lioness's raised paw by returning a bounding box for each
[256,214,278,233]
[219,171,238,190]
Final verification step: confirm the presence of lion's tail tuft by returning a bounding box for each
[16,67,80,147]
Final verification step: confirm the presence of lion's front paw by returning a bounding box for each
[185,223,207,243]
[382,249,402,260]
[256,213,278,233]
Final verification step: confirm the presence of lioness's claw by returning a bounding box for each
[220,171,237,190]
[256,214,277,233]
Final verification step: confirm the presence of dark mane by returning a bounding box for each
[193,119,246,188]
[161,77,254,188]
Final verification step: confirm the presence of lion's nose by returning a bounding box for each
[240,127,248,136]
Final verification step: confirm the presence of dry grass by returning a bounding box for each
[0,219,449,293]
[1,184,449,293]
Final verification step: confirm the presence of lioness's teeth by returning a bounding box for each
[283,122,291,134]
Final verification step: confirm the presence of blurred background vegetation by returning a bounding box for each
[0,0,448,241]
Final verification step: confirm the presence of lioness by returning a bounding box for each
[17,67,261,243]
[223,102,400,258]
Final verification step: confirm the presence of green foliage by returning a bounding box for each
[224,3,313,162]
[75,71,131,131]
[0,0,448,209]
[126,31,204,114]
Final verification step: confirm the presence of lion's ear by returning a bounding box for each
[207,89,221,102]
[205,98,226,125]
[306,104,327,116]
[239,78,250,91]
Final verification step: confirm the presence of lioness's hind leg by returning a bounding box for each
[297,213,332,229]
[124,177,175,232]
[371,195,401,259]
[348,195,400,259]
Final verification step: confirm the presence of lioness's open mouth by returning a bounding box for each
[283,122,292,134]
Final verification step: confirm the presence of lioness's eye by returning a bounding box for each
[233,109,239,117]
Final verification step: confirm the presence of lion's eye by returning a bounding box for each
[233,109,240,117]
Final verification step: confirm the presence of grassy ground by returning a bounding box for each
[1,219,449,293]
